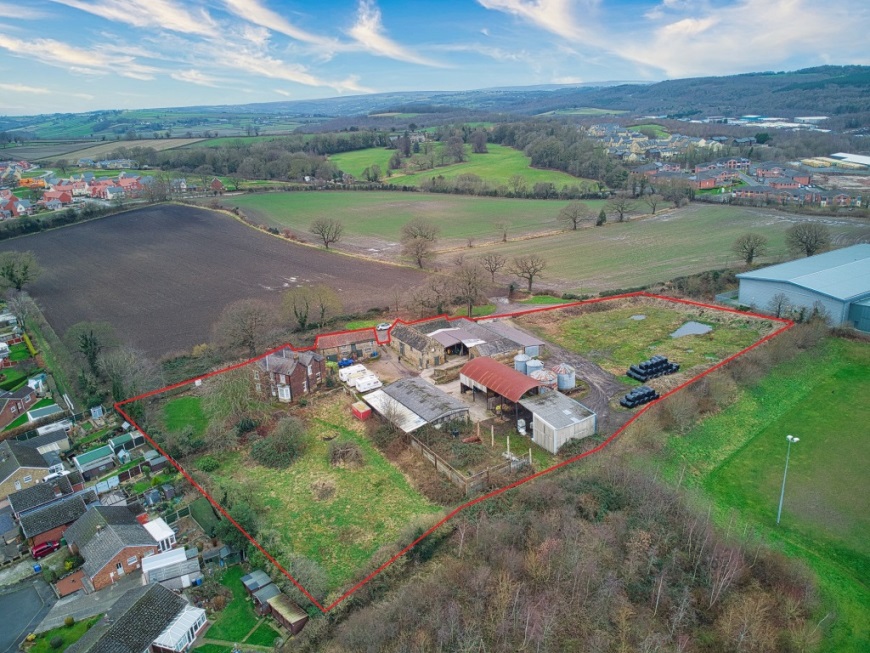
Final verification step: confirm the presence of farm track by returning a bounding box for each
[0,204,425,357]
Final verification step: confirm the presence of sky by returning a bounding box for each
[0,0,868,115]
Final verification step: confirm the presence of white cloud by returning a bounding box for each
[223,0,342,50]
[171,69,221,87]
[348,0,444,67]
[437,43,532,63]
[274,89,292,96]
[49,0,219,37]
[476,0,597,41]
[0,3,48,18]
[0,82,50,93]
[0,34,159,79]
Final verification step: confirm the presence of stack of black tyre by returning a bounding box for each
[620,385,659,408]
[626,355,680,382]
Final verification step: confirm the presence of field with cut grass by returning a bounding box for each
[628,123,669,137]
[515,298,774,377]
[207,396,440,591]
[229,191,588,248]
[329,147,395,178]
[657,338,870,652]
[164,396,208,437]
[473,204,870,293]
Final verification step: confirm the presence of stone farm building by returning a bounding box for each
[737,244,870,331]
[390,317,544,370]
[363,377,470,433]
[316,329,379,361]
[518,392,597,454]
[254,347,326,403]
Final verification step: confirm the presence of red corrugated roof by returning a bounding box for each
[460,357,541,403]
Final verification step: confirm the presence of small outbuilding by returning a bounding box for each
[241,569,273,594]
[518,392,597,454]
[267,594,309,635]
[316,329,378,361]
[363,377,469,433]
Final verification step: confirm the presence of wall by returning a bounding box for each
[532,414,596,454]
[29,523,68,548]
[90,544,158,591]
[738,279,847,323]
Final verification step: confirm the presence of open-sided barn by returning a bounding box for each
[459,357,543,415]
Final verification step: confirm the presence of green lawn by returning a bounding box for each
[205,567,261,641]
[628,123,670,137]
[193,645,232,653]
[344,319,380,330]
[28,615,102,653]
[190,496,221,535]
[10,343,33,363]
[518,302,771,377]
[477,203,870,293]
[3,397,56,431]
[658,338,870,652]
[164,396,208,437]
[519,295,571,305]
[230,191,586,247]
[453,303,497,317]
[0,367,30,392]
[210,398,440,590]
[245,621,282,647]
[329,147,395,178]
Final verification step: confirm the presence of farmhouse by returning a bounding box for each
[737,244,870,331]
[363,377,469,433]
[66,583,207,653]
[254,348,326,403]
[0,440,51,505]
[65,505,159,591]
[518,392,597,454]
[459,357,543,414]
[316,329,378,361]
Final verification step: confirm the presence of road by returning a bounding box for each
[0,579,55,653]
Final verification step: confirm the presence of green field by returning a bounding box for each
[229,191,580,245]
[659,338,870,652]
[477,203,870,293]
[331,144,590,189]
[517,301,771,376]
[163,396,208,437]
[628,123,669,138]
[209,397,440,591]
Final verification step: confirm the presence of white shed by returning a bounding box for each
[519,392,597,454]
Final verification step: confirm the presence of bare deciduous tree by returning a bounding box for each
[509,255,547,293]
[310,218,344,249]
[98,346,163,405]
[453,263,488,317]
[732,233,768,265]
[401,218,440,268]
[643,193,663,215]
[213,298,278,357]
[606,195,637,223]
[558,202,591,231]
[5,290,37,331]
[767,292,791,318]
[480,253,506,282]
[785,222,831,257]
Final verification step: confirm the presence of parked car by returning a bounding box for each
[31,541,61,560]
[337,358,355,368]
[376,322,392,331]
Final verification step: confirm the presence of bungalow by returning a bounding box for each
[254,348,326,403]
[0,385,37,429]
[0,439,50,504]
[73,444,116,480]
[65,505,159,591]
[18,493,94,547]
[66,583,207,653]
[316,328,378,361]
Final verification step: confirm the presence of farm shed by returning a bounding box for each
[316,329,378,361]
[459,357,543,414]
[481,321,546,357]
[737,244,870,331]
[267,594,309,635]
[364,377,469,433]
[518,392,597,454]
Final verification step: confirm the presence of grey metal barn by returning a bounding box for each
[737,244,870,331]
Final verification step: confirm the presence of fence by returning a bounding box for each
[408,433,530,496]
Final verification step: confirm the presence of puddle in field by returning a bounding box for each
[630,314,646,320]
[671,321,712,338]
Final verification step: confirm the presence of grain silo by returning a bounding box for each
[530,369,558,392]
[513,353,530,374]
[551,363,576,391]
[525,359,544,376]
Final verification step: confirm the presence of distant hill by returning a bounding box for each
[2,66,867,139]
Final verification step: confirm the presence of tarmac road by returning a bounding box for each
[0,578,55,653]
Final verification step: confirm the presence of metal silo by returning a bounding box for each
[551,363,576,391]
[525,359,544,376]
[530,369,558,392]
[514,353,530,374]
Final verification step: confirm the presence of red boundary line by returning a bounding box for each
[115,292,793,614]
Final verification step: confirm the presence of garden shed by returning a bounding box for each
[267,594,309,635]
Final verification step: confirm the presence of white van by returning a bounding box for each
[339,364,367,383]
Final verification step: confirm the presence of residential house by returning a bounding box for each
[64,505,159,591]
[141,547,202,591]
[767,178,800,190]
[104,186,125,201]
[73,444,116,480]
[16,426,71,457]
[41,190,73,205]
[66,583,207,653]
[19,493,94,547]
[0,385,36,430]
[8,473,76,518]
[0,439,50,504]
[210,177,225,193]
[254,348,326,403]
[315,329,378,361]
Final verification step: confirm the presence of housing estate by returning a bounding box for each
[19,493,94,547]
[737,244,870,331]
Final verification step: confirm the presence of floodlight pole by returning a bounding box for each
[776,435,799,525]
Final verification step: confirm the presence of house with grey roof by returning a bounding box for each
[255,347,326,403]
[19,493,94,547]
[65,505,158,591]
[8,474,74,517]
[15,426,71,457]
[737,244,870,331]
[66,582,206,653]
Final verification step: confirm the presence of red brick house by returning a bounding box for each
[19,493,95,547]
[768,179,800,190]
[0,437,48,504]
[64,506,158,591]
[210,177,226,193]
[254,348,326,403]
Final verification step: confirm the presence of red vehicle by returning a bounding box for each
[31,541,60,560]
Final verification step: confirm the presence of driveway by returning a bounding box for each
[35,571,141,633]
[0,579,55,653]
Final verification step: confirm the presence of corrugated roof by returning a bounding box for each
[519,392,595,430]
[736,244,870,301]
[74,444,115,466]
[381,377,468,423]
[460,357,542,403]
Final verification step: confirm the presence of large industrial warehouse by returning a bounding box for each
[737,244,870,331]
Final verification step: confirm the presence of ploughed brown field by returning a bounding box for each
[0,205,425,357]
